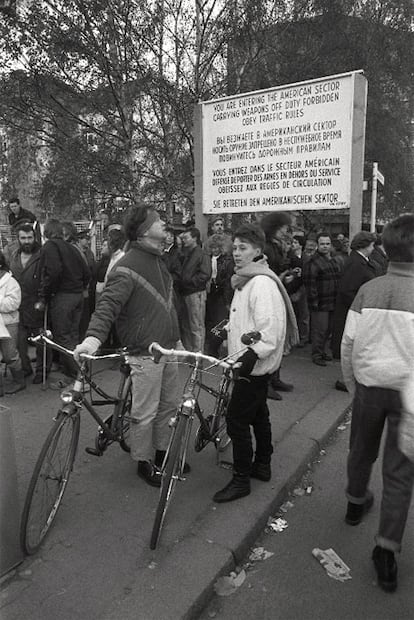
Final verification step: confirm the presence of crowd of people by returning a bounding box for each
[2,196,413,593]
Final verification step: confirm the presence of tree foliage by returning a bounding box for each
[0,0,412,220]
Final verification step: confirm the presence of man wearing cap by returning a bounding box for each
[74,205,181,487]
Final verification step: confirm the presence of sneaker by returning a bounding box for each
[213,474,250,503]
[345,492,374,525]
[372,546,398,592]
[137,460,162,487]
[313,357,327,367]
[322,353,333,361]
[32,374,44,385]
[250,462,271,482]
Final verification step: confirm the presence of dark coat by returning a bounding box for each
[9,245,44,328]
[264,239,290,276]
[331,250,376,358]
[177,245,211,296]
[370,246,388,277]
[87,241,179,352]
[38,238,91,302]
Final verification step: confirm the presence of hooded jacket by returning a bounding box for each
[0,271,21,325]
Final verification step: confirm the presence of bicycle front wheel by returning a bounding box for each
[215,398,231,452]
[119,377,132,453]
[150,413,188,550]
[20,411,80,555]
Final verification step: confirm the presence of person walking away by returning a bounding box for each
[36,219,90,387]
[341,213,414,593]
[213,223,298,503]
[260,212,294,400]
[332,231,376,391]
[303,232,342,366]
[288,235,309,348]
[177,227,211,352]
[204,233,234,357]
[0,251,25,394]
[74,205,181,487]
[9,223,49,384]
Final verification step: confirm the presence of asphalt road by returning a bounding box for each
[1,347,350,620]
[200,421,414,620]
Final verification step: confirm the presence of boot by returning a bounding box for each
[213,473,250,503]
[372,546,398,592]
[345,491,374,526]
[271,371,293,392]
[251,461,271,482]
[5,368,26,394]
[155,449,191,474]
[267,385,282,401]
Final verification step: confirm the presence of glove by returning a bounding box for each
[211,319,228,341]
[73,336,101,364]
[237,348,258,378]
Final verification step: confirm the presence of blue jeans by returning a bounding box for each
[346,382,414,551]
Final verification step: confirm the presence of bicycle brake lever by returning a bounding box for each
[149,343,163,364]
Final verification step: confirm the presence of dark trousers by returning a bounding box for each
[347,382,414,551]
[18,324,52,376]
[49,292,83,378]
[292,286,309,344]
[311,310,333,360]
[226,374,273,475]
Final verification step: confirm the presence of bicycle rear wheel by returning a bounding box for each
[150,413,188,550]
[20,411,80,555]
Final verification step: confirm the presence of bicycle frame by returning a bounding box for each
[30,333,132,446]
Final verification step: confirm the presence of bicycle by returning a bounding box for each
[20,332,134,555]
[148,331,260,550]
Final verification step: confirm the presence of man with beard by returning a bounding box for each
[9,223,47,383]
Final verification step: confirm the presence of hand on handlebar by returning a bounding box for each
[237,348,258,379]
[73,337,101,364]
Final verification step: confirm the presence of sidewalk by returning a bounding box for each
[1,346,350,620]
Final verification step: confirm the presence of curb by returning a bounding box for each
[103,392,351,620]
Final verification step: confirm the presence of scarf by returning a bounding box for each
[231,257,299,350]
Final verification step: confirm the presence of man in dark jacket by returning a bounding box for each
[260,211,294,399]
[303,231,342,366]
[332,231,376,360]
[36,219,90,383]
[370,235,388,276]
[8,197,37,229]
[9,223,47,383]
[332,231,376,391]
[74,205,181,488]
[177,227,211,352]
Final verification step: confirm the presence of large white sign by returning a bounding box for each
[201,73,358,214]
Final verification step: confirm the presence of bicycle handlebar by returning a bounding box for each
[29,333,128,361]
[148,342,238,371]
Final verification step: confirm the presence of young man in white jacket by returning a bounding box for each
[341,213,414,592]
[213,223,298,503]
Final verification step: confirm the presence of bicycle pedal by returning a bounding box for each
[85,446,103,457]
